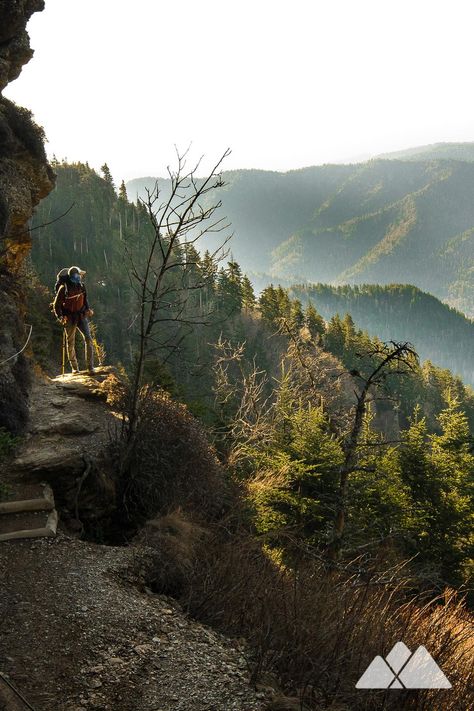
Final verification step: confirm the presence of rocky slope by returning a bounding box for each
[0,0,55,433]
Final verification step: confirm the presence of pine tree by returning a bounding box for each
[259,285,280,325]
[428,393,474,583]
[101,162,115,190]
[305,302,325,339]
[324,314,345,356]
[250,403,344,551]
[118,179,128,202]
[217,261,243,314]
[241,274,256,311]
[289,299,304,331]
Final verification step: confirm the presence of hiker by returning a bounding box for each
[53,266,95,374]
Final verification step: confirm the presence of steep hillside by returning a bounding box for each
[290,283,474,386]
[0,369,268,711]
[129,155,474,315]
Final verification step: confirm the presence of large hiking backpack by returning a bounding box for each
[54,268,86,315]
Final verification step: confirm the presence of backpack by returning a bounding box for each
[52,268,86,316]
[54,268,69,293]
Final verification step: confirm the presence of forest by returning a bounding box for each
[26,161,474,595]
[289,282,474,386]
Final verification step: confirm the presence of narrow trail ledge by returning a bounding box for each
[0,370,267,711]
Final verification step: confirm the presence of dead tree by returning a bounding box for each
[328,340,418,560]
[124,148,232,440]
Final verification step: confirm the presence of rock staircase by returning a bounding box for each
[0,482,58,542]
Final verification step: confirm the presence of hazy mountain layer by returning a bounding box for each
[128,148,474,316]
[377,141,474,162]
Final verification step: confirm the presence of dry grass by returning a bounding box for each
[151,521,474,711]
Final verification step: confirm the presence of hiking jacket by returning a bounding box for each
[53,281,90,321]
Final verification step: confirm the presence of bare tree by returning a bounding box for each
[124,148,232,439]
[212,337,274,465]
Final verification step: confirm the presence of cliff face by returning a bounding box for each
[0,0,55,433]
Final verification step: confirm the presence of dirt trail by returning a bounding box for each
[0,536,266,711]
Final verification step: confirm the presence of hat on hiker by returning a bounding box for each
[68,265,86,277]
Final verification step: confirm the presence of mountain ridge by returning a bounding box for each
[128,149,474,316]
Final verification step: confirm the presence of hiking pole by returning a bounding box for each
[0,672,37,711]
[62,328,66,376]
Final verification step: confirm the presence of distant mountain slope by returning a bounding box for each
[377,142,474,162]
[127,166,353,269]
[272,160,474,314]
[290,283,474,386]
[128,147,474,316]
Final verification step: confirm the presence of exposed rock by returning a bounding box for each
[31,411,100,436]
[0,1,45,91]
[14,444,85,477]
[5,368,120,522]
[0,0,54,434]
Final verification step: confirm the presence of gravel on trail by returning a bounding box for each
[0,534,268,711]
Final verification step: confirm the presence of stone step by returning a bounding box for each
[0,484,58,542]
[0,672,35,710]
[0,509,58,542]
[0,484,54,515]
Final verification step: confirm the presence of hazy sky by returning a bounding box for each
[5,0,474,182]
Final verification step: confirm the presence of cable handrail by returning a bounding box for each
[0,324,33,367]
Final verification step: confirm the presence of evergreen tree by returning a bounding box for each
[101,162,114,185]
[289,299,304,331]
[250,403,344,551]
[305,302,325,339]
[428,394,474,583]
[217,261,243,314]
[241,274,256,311]
[259,285,280,325]
[118,180,128,202]
[324,314,345,356]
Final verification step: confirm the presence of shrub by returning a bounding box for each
[138,510,211,597]
[117,388,230,526]
[0,98,47,161]
[0,425,20,460]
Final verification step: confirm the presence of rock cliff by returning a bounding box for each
[0,0,55,433]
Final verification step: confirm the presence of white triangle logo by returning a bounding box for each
[356,642,451,690]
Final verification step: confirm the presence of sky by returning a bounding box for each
[5,0,474,183]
